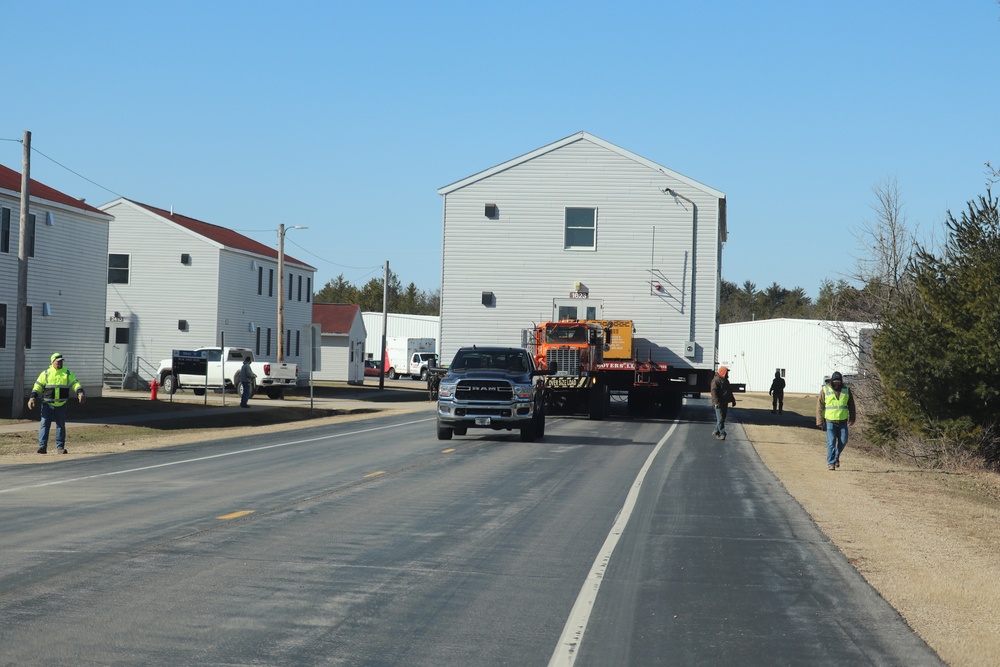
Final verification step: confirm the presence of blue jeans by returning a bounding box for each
[713,405,729,438]
[39,402,68,449]
[240,381,252,407]
[826,421,849,465]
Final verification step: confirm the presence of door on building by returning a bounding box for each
[104,321,132,373]
[552,298,603,321]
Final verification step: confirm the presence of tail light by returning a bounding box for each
[263,364,270,375]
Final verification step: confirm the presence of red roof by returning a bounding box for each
[0,163,109,216]
[130,200,314,270]
[313,303,361,335]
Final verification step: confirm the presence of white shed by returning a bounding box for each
[437,132,726,369]
[719,318,876,393]
[1,163,113,399]
[312,303,366,384]
[99,198,316,386]
[360,312,439,360]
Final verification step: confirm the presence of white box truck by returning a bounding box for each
[385,337,438,380]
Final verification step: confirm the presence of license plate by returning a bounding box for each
[475,417,491,426]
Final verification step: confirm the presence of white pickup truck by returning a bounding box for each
[156,347,298,400]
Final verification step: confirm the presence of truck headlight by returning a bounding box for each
[514,384,533,399]
[439,383,456,398]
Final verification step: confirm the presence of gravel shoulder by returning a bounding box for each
[739,392,1000,667]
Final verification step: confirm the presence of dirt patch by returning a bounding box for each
[738,392,1000,667]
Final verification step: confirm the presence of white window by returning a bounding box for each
[564,207,596,250]
[108,254,130,284]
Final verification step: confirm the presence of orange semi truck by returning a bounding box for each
[524,319,734,420]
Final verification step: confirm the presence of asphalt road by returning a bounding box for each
[0,399,942,666]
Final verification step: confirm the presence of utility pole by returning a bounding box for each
[379,261,389,390]
[11,131,30,419]
[277,223,285,363]
[276,224,307,363]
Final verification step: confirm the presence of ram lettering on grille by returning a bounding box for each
[456,381,514,401]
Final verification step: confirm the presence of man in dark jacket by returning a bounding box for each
[710,366,737,440]
[769,371,786,414]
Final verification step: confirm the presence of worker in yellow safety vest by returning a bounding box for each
[27,352,85,454]
[816,371,856,471]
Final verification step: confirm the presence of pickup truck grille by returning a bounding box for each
[547,349,581,376]
[455,380,514,401]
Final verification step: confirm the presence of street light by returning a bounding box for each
[277,223,308,363]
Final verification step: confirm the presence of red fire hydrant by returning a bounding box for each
[150,378,159,401]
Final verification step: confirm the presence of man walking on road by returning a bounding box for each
[817,371,856,470]
[710,366,737,440]
[27,352,85,454]
[239,356,257,408]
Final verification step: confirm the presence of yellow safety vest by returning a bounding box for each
[32,367,83,407]
[822,385,850,421]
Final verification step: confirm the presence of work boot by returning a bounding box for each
[56,447,68,454]
[37,446,47,454]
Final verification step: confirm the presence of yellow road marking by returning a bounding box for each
[441,448,456,453]
[364,471,386,478]
[216,510,255,520]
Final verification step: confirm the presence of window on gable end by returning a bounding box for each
[564,207,597,250]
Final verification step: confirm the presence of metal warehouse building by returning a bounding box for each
[718,318,875,394]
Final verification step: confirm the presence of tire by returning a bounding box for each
[453,426,467,436]
[588,382,608,421]
[419,368,428,381]
[437,424,453,440]
[193,388,206,396]
[267,389,284,400]
[162,374,177,395]
[535,411,546,438]
[520,420,537,442]
[237,382,252,399]
[388,368,398,380]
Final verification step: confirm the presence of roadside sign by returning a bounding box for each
[172,349,207,376]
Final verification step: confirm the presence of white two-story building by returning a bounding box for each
[99,198,316,385]
[1,163,113,400]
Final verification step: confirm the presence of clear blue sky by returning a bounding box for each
[4,1,998,298]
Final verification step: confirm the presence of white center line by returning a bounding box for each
[0,418,433,494]
[548,420,679,667]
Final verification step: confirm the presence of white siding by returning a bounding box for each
[718,319,875,393]
[102,199,316,384]
[360,312,439,359]
[0,196,110,397]
[314,313,366,383]
[103,200,222,369]
[439,136,722,366]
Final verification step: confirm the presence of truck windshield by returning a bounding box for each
[451,350,528,372]
[546,326,587,343]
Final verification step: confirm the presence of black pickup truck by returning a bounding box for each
[432,346,555,442]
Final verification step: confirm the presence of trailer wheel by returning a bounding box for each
[588,382,609,421]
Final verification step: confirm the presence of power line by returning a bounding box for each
[29,145,125,198]
[285,236,382,272]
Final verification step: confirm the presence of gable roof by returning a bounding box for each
[105,198,314,271]
[437,131,725,199]
[0,163,111,217]
[313,303,363,335]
